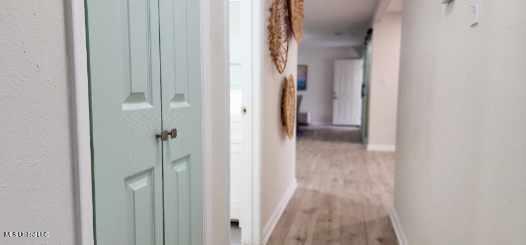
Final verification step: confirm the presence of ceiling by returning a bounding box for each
[304,0,379,35]
[303,0,380,47]
[387,0,403,12]
[302,0,404,48]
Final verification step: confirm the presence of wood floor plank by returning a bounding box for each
[282,189,319,245]
[311,192,331,245]
[267,128,398,245]
[267,188,305,245]
[339,198,367,245]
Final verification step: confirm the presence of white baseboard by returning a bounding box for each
[389,208,408,245]
[367,144,396,152]
[262,179,298,245]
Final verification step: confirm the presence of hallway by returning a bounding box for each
[267,129,397,245]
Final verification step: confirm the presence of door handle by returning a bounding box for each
[156,131,170,141]
[241,106,248,114]
[169,128,178,139]
[156,128,178,141]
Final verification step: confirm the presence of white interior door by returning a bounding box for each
[229,0,252,227]
[333,59,364,126]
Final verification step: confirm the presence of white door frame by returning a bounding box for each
[228,0,264,244]
[66,0,93,244]
[227,0,262,244]
[246,0,264,243]
[67,0,262,244]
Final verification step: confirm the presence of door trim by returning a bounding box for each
[66,0,93,244]
[229,0,263,244]
[201,0,231,244]
[248,0,264,243]
[227,0,261,243]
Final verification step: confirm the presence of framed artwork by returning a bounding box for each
[297,65,308,91]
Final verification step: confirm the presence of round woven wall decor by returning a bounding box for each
[268,0,290,74]
[281,75,296,139]
[289,0,304,43]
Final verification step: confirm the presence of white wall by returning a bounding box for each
[0,0,77,244]
[395,1,526,245]
[298,46,359,125]
[367,12,402,150]
[260,0,298,238]
[203,0,230,244]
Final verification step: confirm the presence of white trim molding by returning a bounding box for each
[262,180,298,245]
[202,0,231,245]
[367,144,396,152]
[245,0,264,243]
[66,0,94,244]
[389,208,408,245]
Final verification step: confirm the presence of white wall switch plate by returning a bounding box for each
[470,0,480,27]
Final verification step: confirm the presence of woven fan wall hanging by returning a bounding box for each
[289,0,304,43]
[281,75,296,139]
[268,0,290,74]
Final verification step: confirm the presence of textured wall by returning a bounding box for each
[0,0,77,244]
[298,46,359,125]
[395,1,526,244]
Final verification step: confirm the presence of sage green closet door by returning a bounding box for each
[86,0,164,244]
[159,0,203,244]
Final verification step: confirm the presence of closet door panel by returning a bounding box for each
[86,0,164,244]
[159,0,203,244]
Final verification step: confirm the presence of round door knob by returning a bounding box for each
[241,106,248,114]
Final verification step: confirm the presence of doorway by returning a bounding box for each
[228,0,258,244]
[332,59,364,127]
[85,0,203,244]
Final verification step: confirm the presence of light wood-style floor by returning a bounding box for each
[267,128,398,245]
